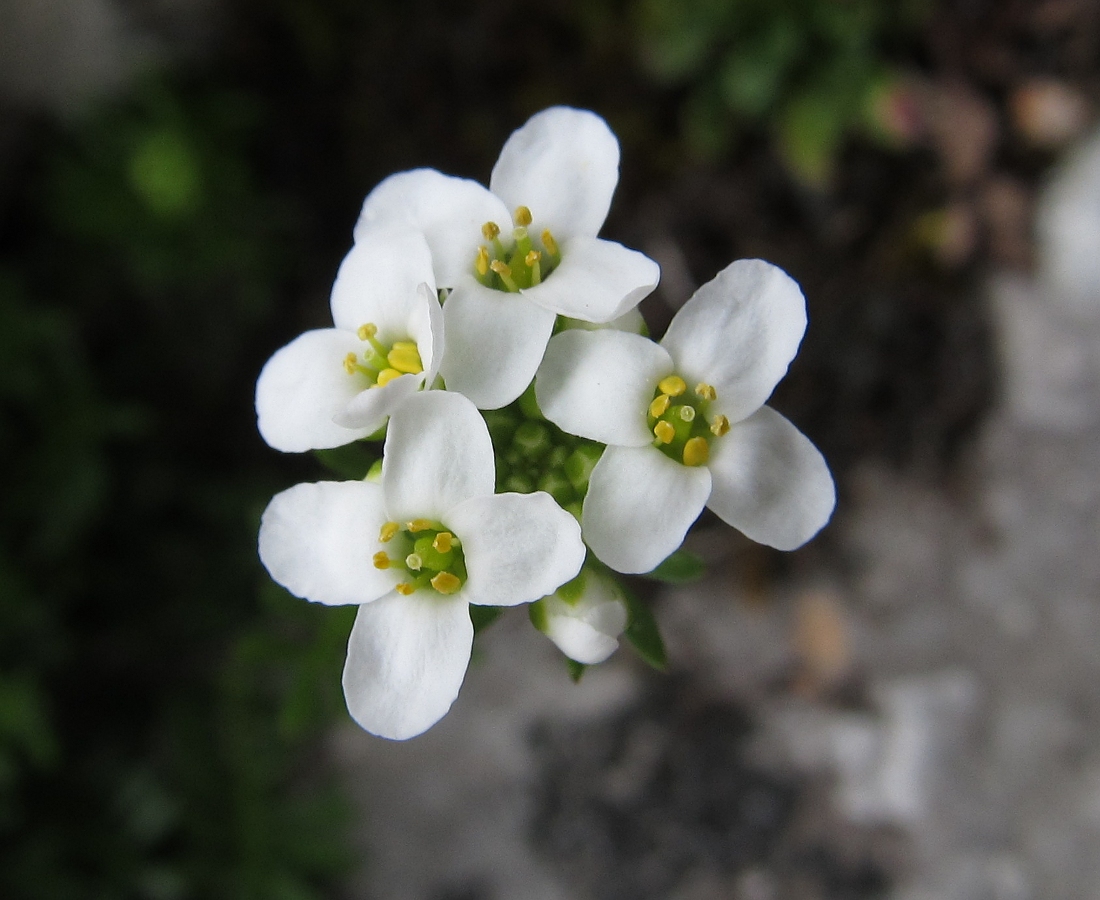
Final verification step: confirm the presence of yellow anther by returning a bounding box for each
[658,375,687,397]
[683,436,710,467]
[476,245,490,276]
[406,519,433,533]
[375,368,402,387]
[405,553,423,571]
[654,421,675,444]
[514,205,533,226]
[525,250,541,267]
[387,341,423,374]
[373,552,391,569]
[432,532,454,553]
[357,323,378,340]
[396,582,415,596]
[541,229,559,257]
[343,353,359,375]
[482,221,500,240]
[430,571,462,595]
[379,521,400,543]
[489,259,512,277]
[710,415,730,437]
[695,382,717,401]
[678,405,696,422]
[649,394,671,418]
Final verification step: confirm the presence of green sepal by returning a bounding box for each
[312,441,379,480]
[566,659,587,683]
[469,605,504,634]
[645,549,706,584]
[621,582,667,671]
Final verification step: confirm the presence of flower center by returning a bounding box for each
[342,322,423,388]
[473,206,561,292]
[646,375,731,467]
[372,518,467,596]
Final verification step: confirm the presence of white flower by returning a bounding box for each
[257,390,586,739]
[529,566,628,665]
[535,259,836,574]
[353,106,660,410]
[255,229,444,452]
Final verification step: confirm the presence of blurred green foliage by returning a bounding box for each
[0,73,354,899]
[634,0,931,183]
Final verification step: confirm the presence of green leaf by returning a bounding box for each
[645,549,706,584]
[312,442,378,480]
[621,584,667,671]
[566,659,587,682]
[469,605,504,634]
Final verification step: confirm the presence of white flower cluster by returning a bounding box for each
[255,107,836,740]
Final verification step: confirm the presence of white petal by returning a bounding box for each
[342,591,473,740]
[536,329,672,446]
[523,237,659,323]
[416,282,446,384]
[661,259,807,423]
[489,107,620,239]
[256,329,376,452]
[438,279,557,409]
[381,390,495,523]
[540,571,628,664]
[446,491,585,607]
[354,169,509,287]
[582,445,711,574]
[330,229,437,336]
[258,480,395,606]
[333,372,423,432]
[706,405,836,550]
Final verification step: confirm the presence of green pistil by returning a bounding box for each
[375,520,467,596]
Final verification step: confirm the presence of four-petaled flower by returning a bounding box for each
[353,106,660,409]
[256,228,444,452]
[535,258,836,574]
[258,390,586,739]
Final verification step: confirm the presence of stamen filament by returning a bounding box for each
[490,259,518,292]
[526,250,542,285]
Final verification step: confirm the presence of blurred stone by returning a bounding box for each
[1010,79,1091,149]
[923,81,1000,187]
[1037,125,1100,317]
